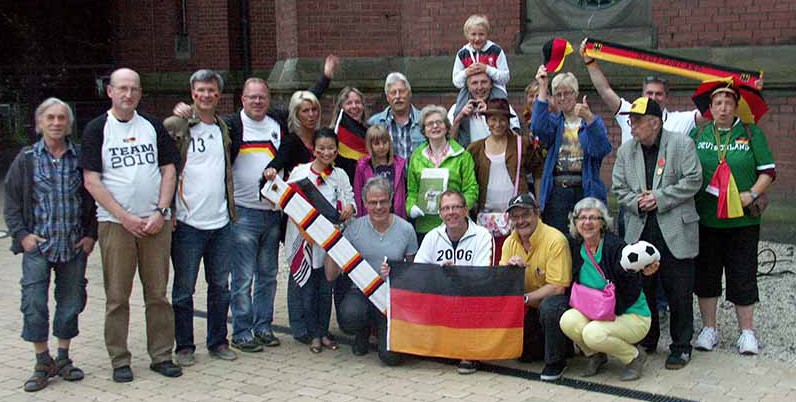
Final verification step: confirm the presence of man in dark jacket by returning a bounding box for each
[4,98,97,392]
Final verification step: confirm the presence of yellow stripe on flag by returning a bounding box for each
[389,319,522,360]
[726,172,744,218]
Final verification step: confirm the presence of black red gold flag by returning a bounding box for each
[388,262,525,360]
[335,110,367,160]
[583,38,763,87]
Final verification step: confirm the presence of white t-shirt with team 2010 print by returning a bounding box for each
[175,122,229,230]
[79,111,180,223]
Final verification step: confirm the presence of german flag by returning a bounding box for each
[239,141,276,158]
[388,262,525,360]
[335,110,367,160]
[583,38,763,87]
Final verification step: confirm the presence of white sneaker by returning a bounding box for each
[694,327,719,351]
[737,330,760,355]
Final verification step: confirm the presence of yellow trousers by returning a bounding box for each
[559,308,651,365]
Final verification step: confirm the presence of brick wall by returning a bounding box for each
[653,1,796,47]
[113,0,232,72]
[250,0,278,69]
[270,1,520,58]
[110,0,794,202]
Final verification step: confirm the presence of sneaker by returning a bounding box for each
[175,349,195,367]
[112,365,134,383]
[231,338,264,353]
[457,360,478,375]
[694,327,719,351]
[665,352,691,370]
[150,360,183,378]
[540,361,567,381]
[582,353,607,377]
[255,331,281,347]
[620,348,646,381]
[737,330,760,355]
[209,344,238,361]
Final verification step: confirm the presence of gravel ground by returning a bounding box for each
[657,240,796,363]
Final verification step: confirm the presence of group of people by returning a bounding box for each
[4,13,775,393]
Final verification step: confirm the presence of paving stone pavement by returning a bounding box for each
[0,207,794,401]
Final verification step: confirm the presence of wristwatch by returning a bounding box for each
[156,207,171,218]
[750,191,760,201]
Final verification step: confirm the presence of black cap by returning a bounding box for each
[506,193,539,213]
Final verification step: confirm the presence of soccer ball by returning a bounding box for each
[620,241,661,272]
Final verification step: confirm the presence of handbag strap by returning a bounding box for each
[584,241,607,279]
[513,134,522,196]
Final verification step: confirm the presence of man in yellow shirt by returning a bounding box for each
[500,193,572,381]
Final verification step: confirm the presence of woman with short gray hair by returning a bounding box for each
[560,197,656,381]
[405,105,479,242]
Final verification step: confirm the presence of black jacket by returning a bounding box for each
[4,143,98,255]
[569,233,644,316]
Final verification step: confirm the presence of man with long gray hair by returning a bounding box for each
[5,98,97,392]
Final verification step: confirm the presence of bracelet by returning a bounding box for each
[584,59,596,66]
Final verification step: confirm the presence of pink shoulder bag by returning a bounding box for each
[569,243,616,321]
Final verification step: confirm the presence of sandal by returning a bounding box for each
[56,357,85,382]
[321,336,338,350]
[23,360,57,392]
[310,338,323,354]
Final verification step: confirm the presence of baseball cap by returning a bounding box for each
[506,193,539,213]
[619,97,663,119]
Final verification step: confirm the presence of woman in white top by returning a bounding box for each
[286,128,355,353]
[467,98,542,262]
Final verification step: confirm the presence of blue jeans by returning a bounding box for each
[20,249,87,343]
[171,222,233,352]
[229,207,281,341]
[299,268,333,339]
[288,278,308,340]
[542,184,584,234]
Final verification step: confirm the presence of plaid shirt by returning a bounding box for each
[387,111,414,160]
[32,139,84,263]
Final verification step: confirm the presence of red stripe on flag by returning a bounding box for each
[362,276,385,297]
[321,230,342,251]
[336,111,367,160]
[341,254,363,274]
[390,288,524,329]
[299,209,320,231]
[279,186,296,210]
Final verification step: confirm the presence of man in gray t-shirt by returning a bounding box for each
[328,177,417,365]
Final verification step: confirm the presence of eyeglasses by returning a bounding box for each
[366,199,391,207]
[575,215,602,222]
[424,119,445,128]
[243,95,268,101]
[111,85,142,94]
[439,205,465,213]
[554,90,576,99]
[627,116,651,127]
[509,211,534,220]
